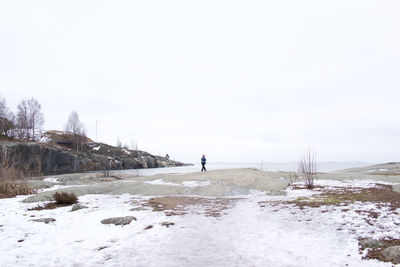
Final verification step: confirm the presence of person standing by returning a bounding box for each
[201,155,207,171]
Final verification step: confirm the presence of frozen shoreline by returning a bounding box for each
[115,161,374,176]
[2,164,400,266]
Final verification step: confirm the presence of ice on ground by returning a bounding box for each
[145,179,211,188]
[182,180,211,187]
[314,179,386,188]
[144,179,181,186]
[39,184,88,193]
[43,177,59,183]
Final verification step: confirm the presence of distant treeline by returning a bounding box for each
[0,95,86,146]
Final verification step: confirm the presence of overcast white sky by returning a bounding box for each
[1,0,399,163]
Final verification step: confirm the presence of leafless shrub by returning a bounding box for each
[102,159,113,178]
[103,168,110,178]
[288,172,299,188]
[298,147,317,189]
[53,192,78,205]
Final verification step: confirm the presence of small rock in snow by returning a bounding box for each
[144,225,153,230]
[71,204,88,211]
[31,218,56,224]
[165,211,185,216]
[101,216,136,225]
[161,221,175,228]
[383,246,400,264]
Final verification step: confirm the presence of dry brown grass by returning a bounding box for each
[283,184,400,210]
[29,192,78,210]
[28,202,71,211]
[0,165,35,198]
[53,192,78,205]
[144,196,241,217]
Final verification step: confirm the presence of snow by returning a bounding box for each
[42,177,59,183]
[144,179,181,186]
[182,180,211,187]
[92,146,101,151]
[39,135,50,143]
[39,184,87,193]
[367,168,389,173]
[0,179,398,266]
[144,179,211,187]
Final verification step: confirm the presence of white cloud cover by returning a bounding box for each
[1,0,399,163]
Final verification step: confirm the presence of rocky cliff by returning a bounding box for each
[0,140,188,175]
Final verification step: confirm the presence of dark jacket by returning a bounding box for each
[201,157,206,164]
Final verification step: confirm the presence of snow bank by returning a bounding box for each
[0,190,393,266]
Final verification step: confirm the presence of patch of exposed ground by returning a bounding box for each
[142,196,242,217]
[28,202,73,210]
[259,183,400,265]
[360,238,400,263]
[280,184,400,210]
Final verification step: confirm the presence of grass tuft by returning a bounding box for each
[53,192,78,205]
[0,166,35,198]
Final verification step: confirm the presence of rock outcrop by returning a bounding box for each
[31,218,56,224]
[0,139,189,175]
[71,204,88,211]
[101,216,136,225]
[383,246,400,264]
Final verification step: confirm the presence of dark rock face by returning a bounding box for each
[0,141,189,175]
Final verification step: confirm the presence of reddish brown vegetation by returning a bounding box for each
[53,192,78,205]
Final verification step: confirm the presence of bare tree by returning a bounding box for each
[65,111,86,151]
[27,98,44,140]
[298,146,317,189]
[123,142,129,150]
[116,136,122,148]
[16,99,30,140]
[0,96,15,138]
[14,98,44,141]
[130,139,138,150]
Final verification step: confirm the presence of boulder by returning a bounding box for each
[71,204,88,211]
[161,221,175,228]
[31,218,56,224]
[101,216,136,225]
[359,238,384,249]
[383,246,400,264]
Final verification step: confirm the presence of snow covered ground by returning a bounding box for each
[1,176,399,266]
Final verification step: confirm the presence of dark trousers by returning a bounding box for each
[201,163,206,171]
